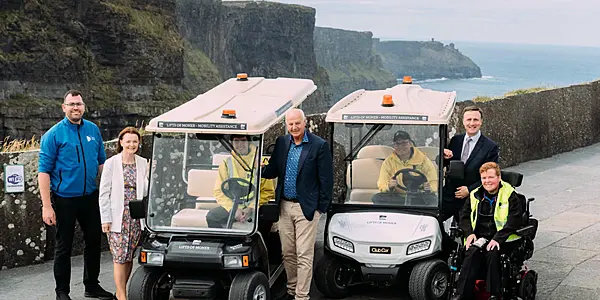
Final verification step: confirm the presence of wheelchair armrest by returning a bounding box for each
[516,225,534,235]
[516,218,538,240]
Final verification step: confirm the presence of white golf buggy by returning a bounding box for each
[314,79,461,300]
[127,74,317,299]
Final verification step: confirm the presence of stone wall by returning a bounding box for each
[2,79,600,269]
[449,80,600,168]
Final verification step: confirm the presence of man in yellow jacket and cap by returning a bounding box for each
[373,130,438,203]
[206,135,275,228]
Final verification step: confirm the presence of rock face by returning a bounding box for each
[175,0,332,115]
[374,39,482,80]
[0,0,331,141]
[313,27,397,103]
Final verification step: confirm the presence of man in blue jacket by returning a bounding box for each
[38,90,113,300]
[262,108,333,300]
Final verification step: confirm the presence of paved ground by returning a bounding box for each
[4,142,600,299]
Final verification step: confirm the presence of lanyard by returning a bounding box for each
[483,194,496,206]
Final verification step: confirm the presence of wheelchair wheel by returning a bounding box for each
[517,270,537,300]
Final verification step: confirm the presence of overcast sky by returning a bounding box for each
[273,0,600,47]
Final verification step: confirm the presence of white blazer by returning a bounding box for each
[99,153,149,233]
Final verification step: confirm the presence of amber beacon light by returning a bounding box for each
[236,73,248,81]
[403,76,412,84]
[381,94,394,107]
[222,109,237,118]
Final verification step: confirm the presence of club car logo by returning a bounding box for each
[7,174,22,185]
[369,246,391,254]
[379,215,387,221]
[192,240,202,245]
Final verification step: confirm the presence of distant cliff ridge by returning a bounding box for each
[374,39,482,80]
[314,27,396,102]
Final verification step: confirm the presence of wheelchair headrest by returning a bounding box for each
[501,171,523,187]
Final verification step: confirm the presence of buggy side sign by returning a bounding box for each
[158,121,248,130]
[342,114,428,121]
[4,164,25,193]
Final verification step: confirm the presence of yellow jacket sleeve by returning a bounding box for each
[248,178,275,209]
[377,158,394,192]
[213,162,234,212]
[422,159,439,192]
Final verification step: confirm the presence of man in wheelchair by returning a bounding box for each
[372,130,438,204]
[451,162,523,300]
[206,135,275,228]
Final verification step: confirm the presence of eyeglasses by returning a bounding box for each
[64,102,85,107]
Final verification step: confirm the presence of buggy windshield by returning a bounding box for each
[146,132,271,235]
[336,123,442,208]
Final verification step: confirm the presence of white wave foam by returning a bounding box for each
[412,77,449,83]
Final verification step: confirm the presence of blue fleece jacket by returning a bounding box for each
[38,117,107,198]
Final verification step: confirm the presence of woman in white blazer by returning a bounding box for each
[99,127,149,300]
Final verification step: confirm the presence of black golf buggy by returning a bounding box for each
[127,74,317,299]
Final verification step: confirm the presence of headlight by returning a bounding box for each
[333,236,354,253]
[224,255,249,268]
[141,251,164,266]
[407,240,431,255]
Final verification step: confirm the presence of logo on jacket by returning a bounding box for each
[86,136,96,142]
[7,174,22,185]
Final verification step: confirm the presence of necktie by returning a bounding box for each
[461,137,472,163]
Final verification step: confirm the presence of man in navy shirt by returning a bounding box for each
[262,108,333,300]
[38,90,114,300]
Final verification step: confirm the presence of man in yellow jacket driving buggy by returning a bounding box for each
[206,135,275,228]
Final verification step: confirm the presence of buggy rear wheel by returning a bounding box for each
[127,266,171,300]
[228,271,270,300]
[314,254,353,299]
[408,259,449,300]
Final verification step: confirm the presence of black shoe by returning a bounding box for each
[277,293,294,300]
[84,285,115,299]
[489,296,499,300]
[56,292,72,300]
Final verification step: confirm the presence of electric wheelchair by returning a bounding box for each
[446,171,539,300]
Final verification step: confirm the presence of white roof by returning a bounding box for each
[146,76,317,134]
[326,83,456,125]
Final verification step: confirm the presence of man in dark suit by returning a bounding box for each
[442,106,499,221]
[262,108,334,300]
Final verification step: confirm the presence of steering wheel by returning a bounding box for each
[221,178,256,229]
[221,177,256,200]
[393,168,428,192]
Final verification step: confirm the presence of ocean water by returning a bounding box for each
[411,41,600,101]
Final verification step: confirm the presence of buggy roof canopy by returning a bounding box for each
[146,75,317,134]
[326,83,456,125]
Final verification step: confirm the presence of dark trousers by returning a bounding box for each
[206,206,229,228]
[457,246,503,299]
[52,190,102,294]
